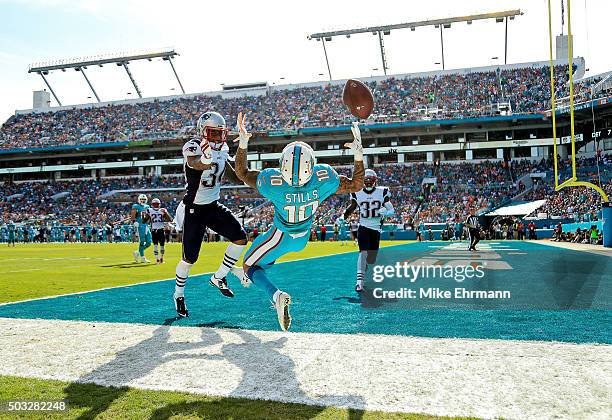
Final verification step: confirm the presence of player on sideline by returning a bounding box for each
[343,169,395,292]
[173,111,248,318]
[234,112,364,331]
[335,217,348,246]
[7,221,16,247]
[466,209,481,251]
[143,198,173,264]
[130,194,152,263]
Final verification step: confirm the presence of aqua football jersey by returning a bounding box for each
[256,164,340,234]
[132,203,149,223]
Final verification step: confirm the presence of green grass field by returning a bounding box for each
[0,375,469,420]
[1,241,464,420]
[0,241,404,304]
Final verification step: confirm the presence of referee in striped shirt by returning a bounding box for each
[466,209,480,251]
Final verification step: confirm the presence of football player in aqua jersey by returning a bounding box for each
[7,221,16,247]
[234,112,364,331]
[130,193,153,263]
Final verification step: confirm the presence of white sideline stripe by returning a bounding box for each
[0,317,609,419]
[0,243,406,307]
[536,240,612,256]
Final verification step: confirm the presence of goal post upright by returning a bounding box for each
[547,0,610,246]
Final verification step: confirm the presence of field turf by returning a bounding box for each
[0,375,468,420]
[0,240,460,420]
[0,241,402,304]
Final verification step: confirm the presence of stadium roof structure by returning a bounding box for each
[308,10,523,79]
[28,48,185,106]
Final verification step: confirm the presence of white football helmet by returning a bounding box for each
[280,141,315,187]
[151,198,161,208]
[196,111,228,150]
[138,194,148,205]
[364,169,377,191]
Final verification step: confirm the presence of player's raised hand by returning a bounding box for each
[344,122,363,160]
[234,112,252,149]
[199,138,212,165]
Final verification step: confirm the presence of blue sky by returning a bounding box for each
[1,0,610,123]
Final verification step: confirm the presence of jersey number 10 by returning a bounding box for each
[284,201,319,223]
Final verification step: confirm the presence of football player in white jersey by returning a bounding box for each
[173,111,248,317]
[343,169,395,292]
[143,198,173,264]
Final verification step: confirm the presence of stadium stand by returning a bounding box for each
[1,63,601,151]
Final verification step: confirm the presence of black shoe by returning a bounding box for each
[174,294,189,317]
[210,275,235,298]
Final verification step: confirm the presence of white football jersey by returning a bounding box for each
[351,186,390,232]
[182,139,229,205]
[145,207,166,230]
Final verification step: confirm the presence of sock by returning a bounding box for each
[139,243,145,257]
[357,251,367,284]
[248,266,279,301]
[153,244,159,258]
[161,246,165,255]
[215,243,245,279]
[175,260,193,297]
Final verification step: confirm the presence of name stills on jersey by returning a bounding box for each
[234,112,366,331]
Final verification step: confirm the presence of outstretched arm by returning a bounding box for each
[223,163,242,184]
[343,199,358,220]
[335,122,365,195]
[233,112,260,189]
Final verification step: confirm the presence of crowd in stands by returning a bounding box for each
[524,154,611,221]
[3,64,605,150]
[2,155,609,243]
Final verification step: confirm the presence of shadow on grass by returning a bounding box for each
[64,317,364,419]
[61,381,365,420]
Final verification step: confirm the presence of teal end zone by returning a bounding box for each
[0,242,609,344]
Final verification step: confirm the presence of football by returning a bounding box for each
[342,78,374,119]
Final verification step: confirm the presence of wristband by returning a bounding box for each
[200,153,212,165]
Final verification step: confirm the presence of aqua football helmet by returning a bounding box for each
[279,141,315,187]
[138,194,148,205]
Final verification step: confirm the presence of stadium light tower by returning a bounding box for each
[28,48,186,106]
[308,10,523,78]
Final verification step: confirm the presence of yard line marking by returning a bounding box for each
[0,242,409,306]
[4,268,42,273]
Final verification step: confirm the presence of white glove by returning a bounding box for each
[133,221,139,229]
[199,139,212,165]
[241,273,252,288]
[236,112,252,149]
[378,208,388,217]
[344,122,364,161]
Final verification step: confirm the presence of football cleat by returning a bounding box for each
[274,291,292,331]
[355,281,364,293]
[141,257,150,263]
[133,250,140,263]
[209,275,235,298]
[159,256,164,264]
[174,294,189,317]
